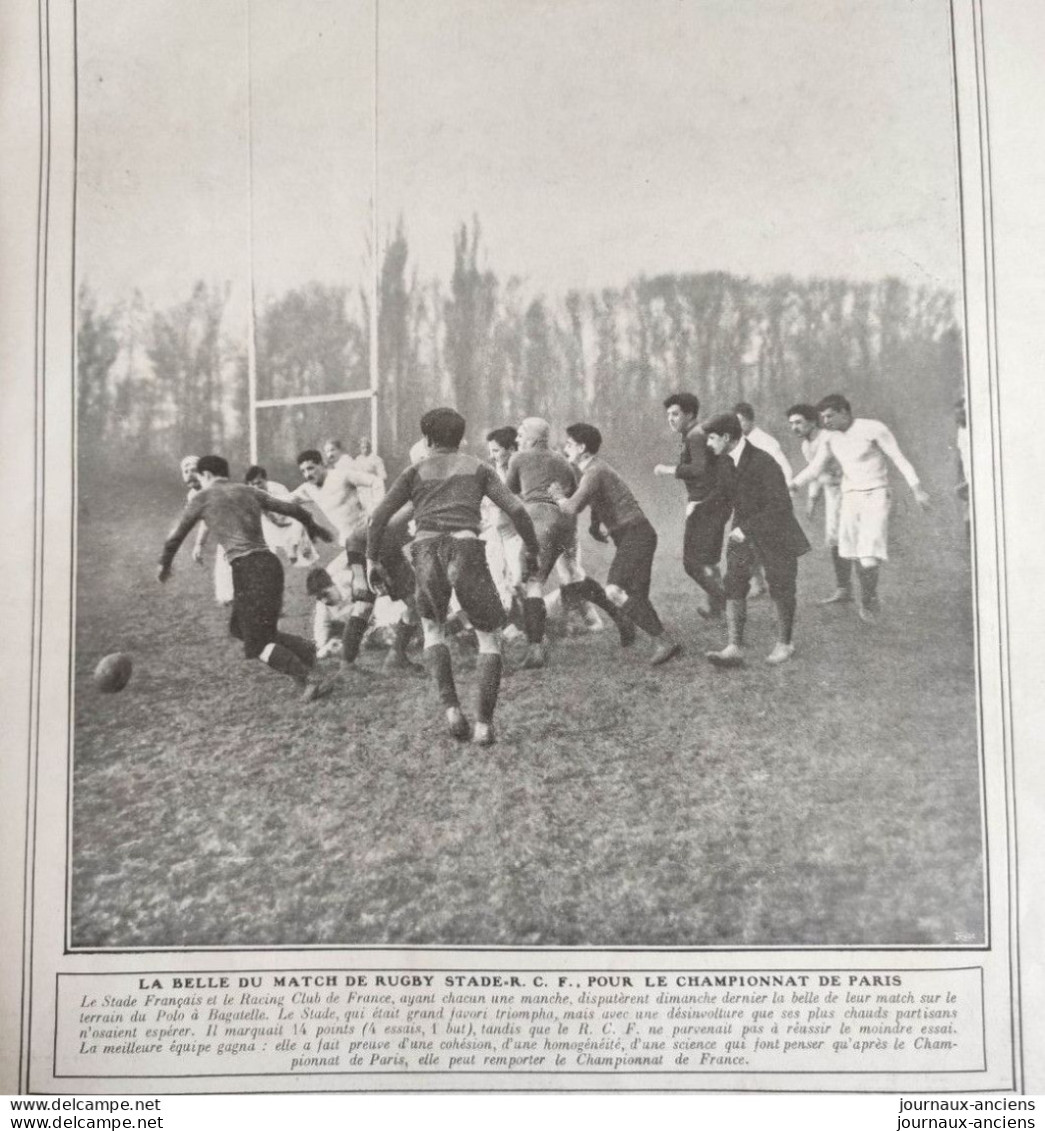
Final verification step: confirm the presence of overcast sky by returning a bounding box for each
[77,0,962,321]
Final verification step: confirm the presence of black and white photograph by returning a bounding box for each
[66,0,987,954]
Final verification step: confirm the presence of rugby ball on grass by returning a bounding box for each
[93,652,133,693]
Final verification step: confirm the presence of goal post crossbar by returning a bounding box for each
[248,389,378,464]
[254,390,376,410]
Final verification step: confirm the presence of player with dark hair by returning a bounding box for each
[367,407,541,745]
[244,464,317,567]
[506,417,634,668]
[293,446,381,669]
[482,425,524,619]
[786,403,847,599]
[553,423,681,666]
[701,414,810,666]
[790,394,930,623]
[732,401,793,479]
[654,391,730,619]
[306,543,420,673]
[158,455,334,700]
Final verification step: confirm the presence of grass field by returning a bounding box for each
[70,476,983,949]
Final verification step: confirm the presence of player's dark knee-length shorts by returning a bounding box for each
[228,549,283,659]
[409,534,507,632]
[607,517,658,599]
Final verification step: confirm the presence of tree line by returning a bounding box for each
[78,219,963,486]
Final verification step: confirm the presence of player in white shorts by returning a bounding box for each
[244,464,318,567]
[790,394,930,623]
[786,404,846,600]
[293,448,380,655]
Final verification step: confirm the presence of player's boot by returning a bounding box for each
[765,642,796,665]
[446,706,471,741]
[705,643,745,668]
[650,635,683,666]
[818,587,852,605]
[472,721,496,747]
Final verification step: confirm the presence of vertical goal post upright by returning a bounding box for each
[243,0,381,468]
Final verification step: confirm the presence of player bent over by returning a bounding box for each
[306,512,422,675]
[506,417,635,669]
[701,414,810,667]
[158,455,335,701]
[553,423,682,667]
[367,408,541,746]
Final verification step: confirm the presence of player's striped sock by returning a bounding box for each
[423,643,459,707]
[476,654,503,724]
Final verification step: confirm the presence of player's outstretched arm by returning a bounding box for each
[874,424,929,506]
[483,470,540,562]
[366,467,416,562]
[158,499,203,582]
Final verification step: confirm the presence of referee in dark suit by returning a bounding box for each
[701,413,810,667]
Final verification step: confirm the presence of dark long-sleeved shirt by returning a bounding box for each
[673,422,720,504]
[505,448,577,506]
[367,450,539,560]
[160,481,319,570]
[558,456,647,534]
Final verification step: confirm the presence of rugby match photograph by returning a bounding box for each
[70,0,984,950]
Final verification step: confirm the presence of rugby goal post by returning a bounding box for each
[243,0,380,467]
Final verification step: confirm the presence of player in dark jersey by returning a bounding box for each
[158,455,335,701]
[654,392,730,619]
[554,424,682,667]
[506,417,635,668]
[367,408,541,746]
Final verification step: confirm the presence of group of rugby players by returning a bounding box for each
[159,393,929,745]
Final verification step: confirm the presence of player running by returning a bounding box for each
[506,417,634,668]
[552,423,682,667]
[158,455,334,701]
[367,408,541,746]
[654,392,730,620]
[786,404,847,601]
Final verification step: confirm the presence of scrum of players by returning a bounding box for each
[160,393,932,743]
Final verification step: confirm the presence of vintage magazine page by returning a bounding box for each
[1,0,1042,1099]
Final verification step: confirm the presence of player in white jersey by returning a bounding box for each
[354,435,388,514]
[244,464,318,567]
[733,402,794,480]
[292,447,379,612]
[786,404,847,600]
[790,393,930,622]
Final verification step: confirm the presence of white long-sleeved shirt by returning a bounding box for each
[747,426,793,480]
[293,461,377,543]
[793,418,920,493]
